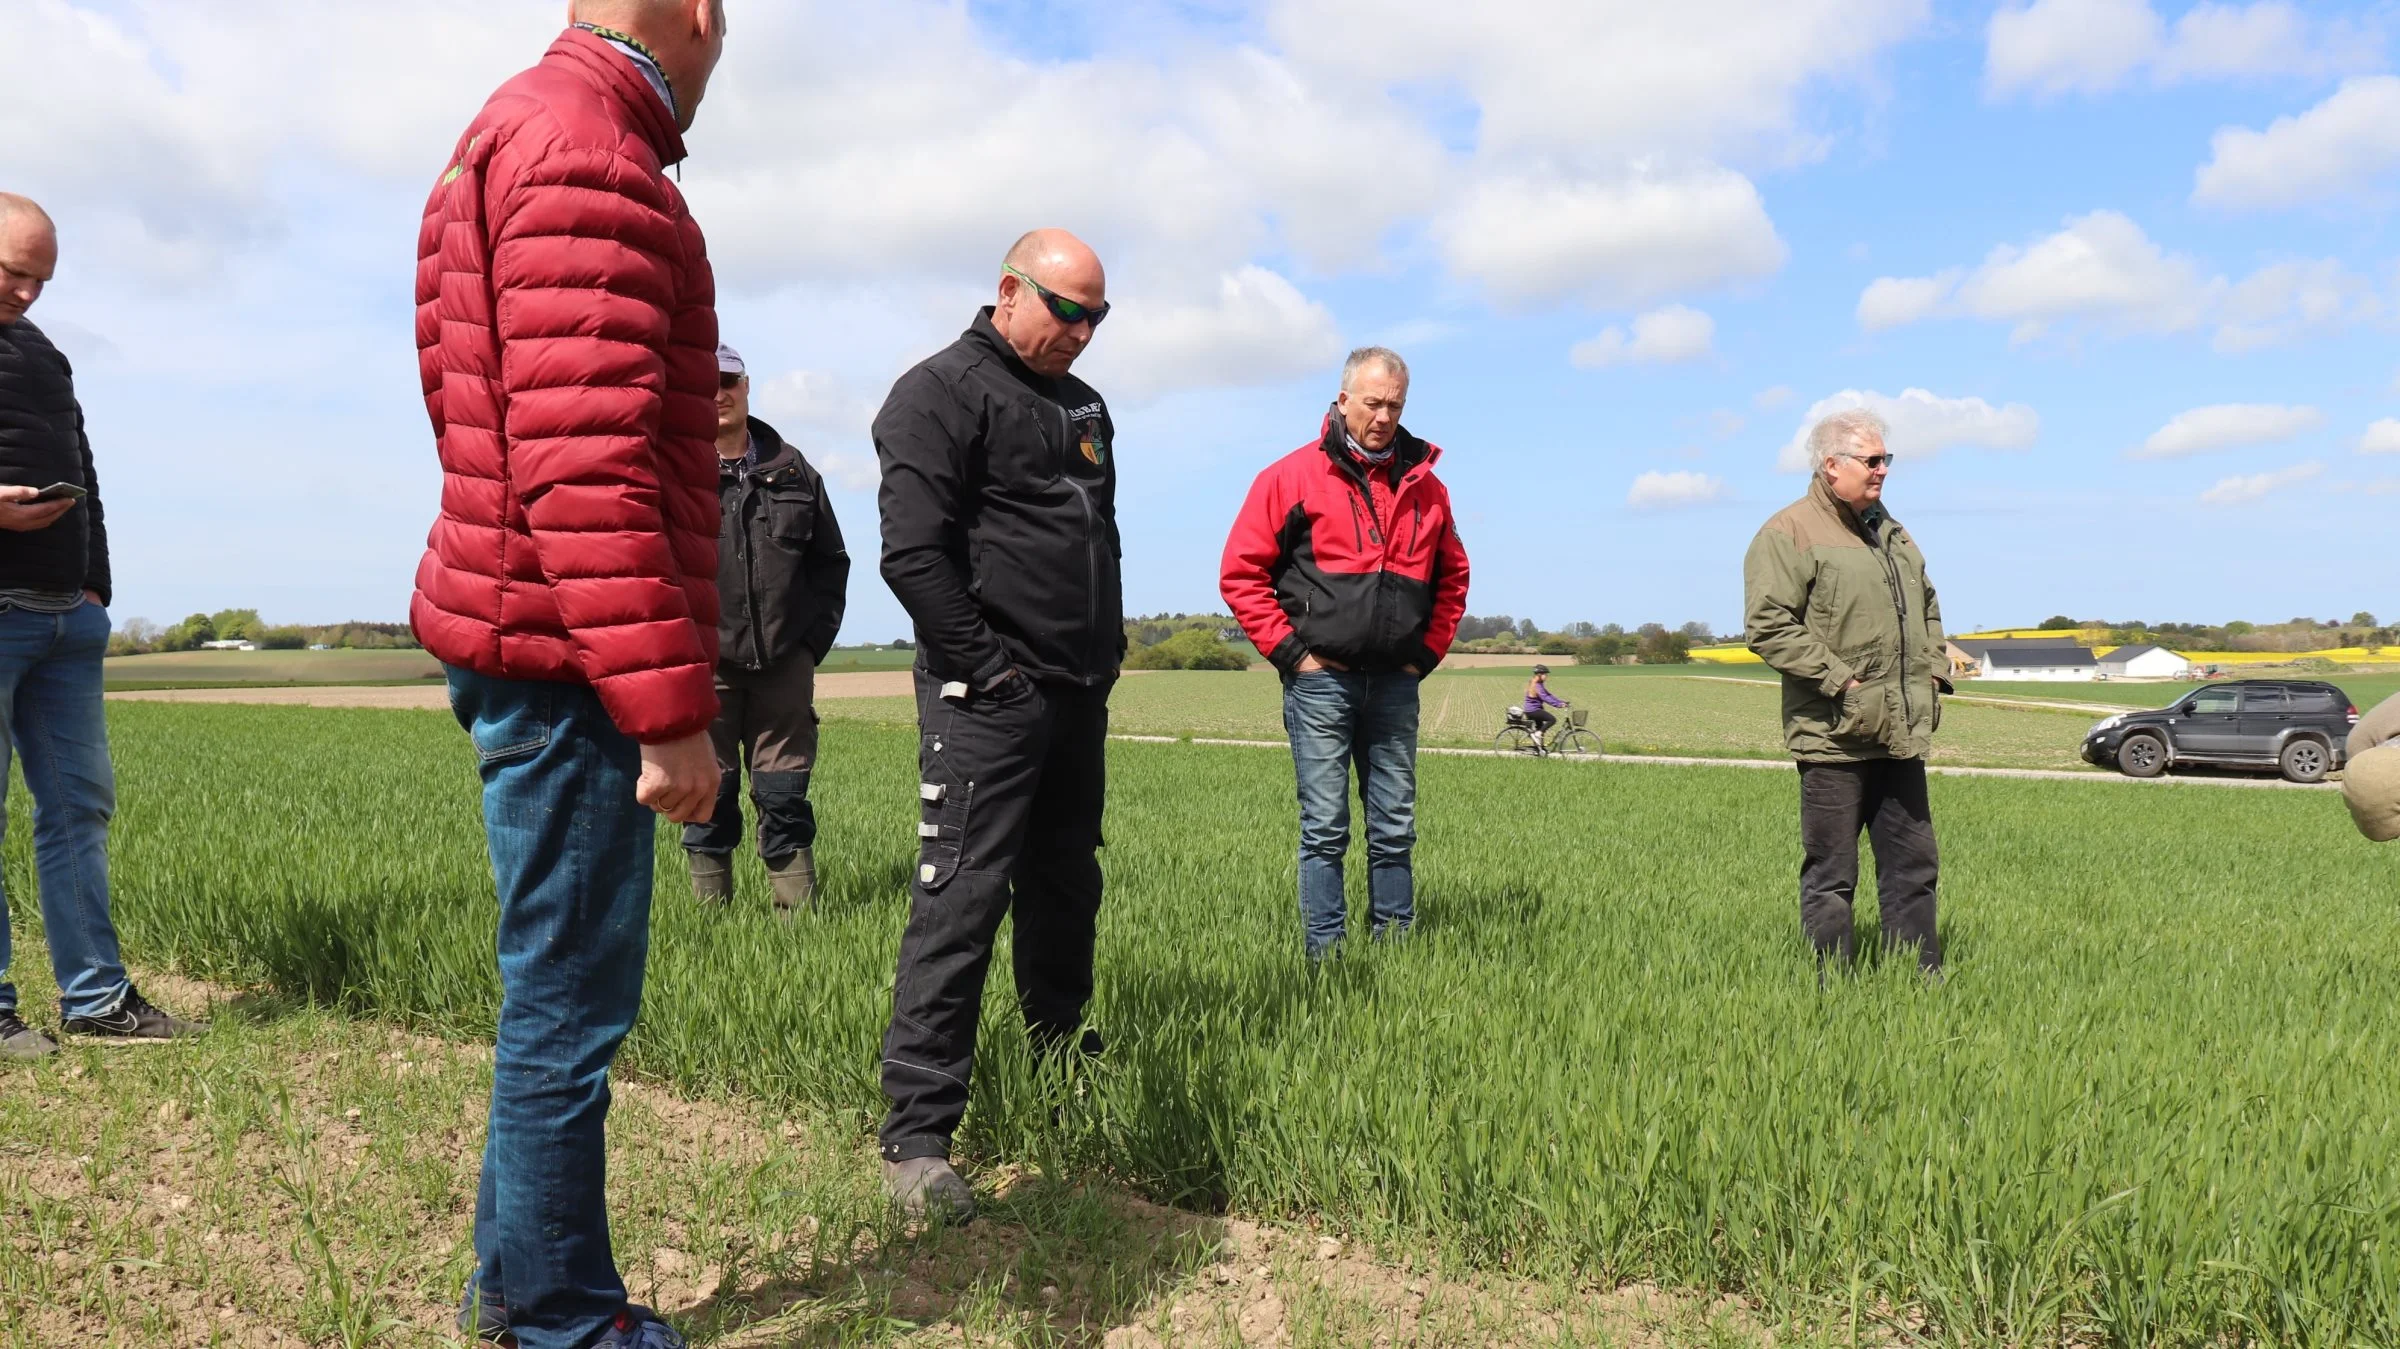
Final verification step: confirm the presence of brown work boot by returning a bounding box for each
[767,848,815,915]
[688,853,732,905]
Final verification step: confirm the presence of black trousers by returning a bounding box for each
[1798,758,1941,970]
[879,668,1110,1161]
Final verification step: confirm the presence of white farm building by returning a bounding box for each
[1953,637,2098,682]
[2097,643,2192,679]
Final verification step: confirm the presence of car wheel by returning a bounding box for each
[2279,738,2329,784]
[2117,732,2167,778]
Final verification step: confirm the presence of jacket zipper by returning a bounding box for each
[1055,402,1103,683]
[1871,526,1913,728]
[739,472,762,670]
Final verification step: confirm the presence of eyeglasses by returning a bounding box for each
[718,372,745,391]
[1841,452,1896,470]
[1004,265,1110,328]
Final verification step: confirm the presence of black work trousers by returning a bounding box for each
[879,668,1110,1161]
[1797,758,1941,970]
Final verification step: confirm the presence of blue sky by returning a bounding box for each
[13,0,2400,642]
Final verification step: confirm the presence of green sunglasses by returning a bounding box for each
[1004,265,1110,328]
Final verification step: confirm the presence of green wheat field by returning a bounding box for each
[9,699,2400,1345]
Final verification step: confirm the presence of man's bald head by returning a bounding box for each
[0,194,58,326]
[992,229,1107,378]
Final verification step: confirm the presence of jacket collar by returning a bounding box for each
[963,307,1060,392]
[721,417,798,478]
[1316,411,1438,483]
[1809,473,1892,539]
[547,27,688,167]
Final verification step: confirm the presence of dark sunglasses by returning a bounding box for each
[1005,265,1110,328]
[1844,453,1896,470]
[719,372,745,391]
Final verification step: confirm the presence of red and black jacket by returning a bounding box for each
[1221,414,1470,677]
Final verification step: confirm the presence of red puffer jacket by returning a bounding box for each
[1221,414,1470,676]
[410,28,721,744]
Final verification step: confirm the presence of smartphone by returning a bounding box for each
[27,483,86,503]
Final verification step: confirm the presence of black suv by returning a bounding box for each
[2082,679,2358,783]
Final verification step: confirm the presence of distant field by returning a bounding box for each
[824,664,2116,771]
[816,646,921,672]
[103,644,918,689]
[103,649,442,689]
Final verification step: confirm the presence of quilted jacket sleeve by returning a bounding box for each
[73,391,109,607]
[1220,461,1303,674]
[488,140,715,742]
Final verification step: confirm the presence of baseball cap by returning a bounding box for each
[716,343,746,377]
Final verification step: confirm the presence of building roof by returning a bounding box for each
[1956,636,2087,657]
[1983,644,2097,669]
[2099,643,2185,665]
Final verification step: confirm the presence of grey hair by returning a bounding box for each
[1340,346,1409,391]
[1807,408,1889,470]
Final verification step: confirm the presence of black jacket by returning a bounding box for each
[874,310,1123,689]
[0,320,108,603]
[717,417,849,672]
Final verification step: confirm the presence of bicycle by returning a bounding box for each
[1493,706,1601,759]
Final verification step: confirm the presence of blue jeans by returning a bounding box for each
[0,600,130,1019]
[446,667,653,1349]
[1282,670,1420,959]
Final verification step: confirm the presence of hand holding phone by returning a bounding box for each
[0,484,80,532]
[28,482,86,503]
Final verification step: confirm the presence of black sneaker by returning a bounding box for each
[60,989,208,1045]
[0,1011,58,1060]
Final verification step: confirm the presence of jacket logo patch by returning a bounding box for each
[1076,416,1107,466]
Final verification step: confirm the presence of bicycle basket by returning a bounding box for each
[1566,709,1590,729]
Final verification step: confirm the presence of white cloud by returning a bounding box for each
[2193,76,2400,210]
[2361,419,2400,455]
[2199,460,2324,505]
[1077,266,1344,403]
[1776,389,2041,472]
[1987,0,2375,98]
[1569,304,1716,367]
[1855,211,2368,349]
[1986,0,2162,97]
[2133,403,2323,459]
[1269,0,1930,169]
[1435,169,1786,308]
[1753,385,1796,411]
[1706,409,1748,440]
[1627,471,1728,510]
[2211,259,2379,352]
[1856,273,1959,331]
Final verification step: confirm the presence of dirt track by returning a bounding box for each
[106,670,919,710]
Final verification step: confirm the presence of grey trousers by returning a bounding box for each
[1797,758,1941,970]
[683,651,819,864]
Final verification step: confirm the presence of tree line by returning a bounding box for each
[1118,613,1719,669]
[108,609,422,657]
[2035,613,2397,653]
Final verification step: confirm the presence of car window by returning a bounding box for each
[2189,689,2239,715]
[2245,688,2290,713]
[2293,689,2340,713]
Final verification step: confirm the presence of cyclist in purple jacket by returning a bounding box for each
[1523,665,1569,746]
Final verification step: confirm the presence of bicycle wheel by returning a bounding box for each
[1492,727,1536,755]
[1553,728,1603,760]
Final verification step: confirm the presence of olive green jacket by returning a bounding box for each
[1742,478,1946,762]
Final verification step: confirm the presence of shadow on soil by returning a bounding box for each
[674,1176,1226,1347]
